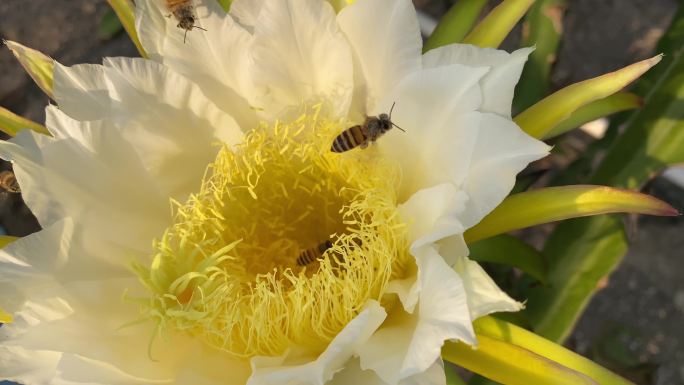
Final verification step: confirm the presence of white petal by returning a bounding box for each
[396,184,522,320]
[330,357,445,385]
[399,184,468,254]
[102,57,243,200]
[171,342,251,385]
[53,62,110,121]
[249,0,353,119]
[50,58,244,202]
[337,0,422,113]
[457,113,550,229]
[375,63,548,218]
[359,247,474,385]
[329,358,386,385]
[423,45,534,117]
[134,0,167,62]
[0,226,250,385]
[0,112,169,259]
[454,255,522,318]
[0,219,120,308]
[389,183,468,311]
[136,0,257,128]
[0,345,60,385]
[51,354,169,385]
[247,301,386,385]
[230,0,266,28]
[399,360,446,385]
[375,64,488,200]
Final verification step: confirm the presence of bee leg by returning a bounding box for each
[360,141,369,149]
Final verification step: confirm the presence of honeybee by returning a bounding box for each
[296,240,333,266]
[331,102,404,153]
[0,170,20,193]
[165,0,207,42]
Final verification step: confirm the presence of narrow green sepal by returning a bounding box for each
[468,234,547,284]
[515,55,662,139]
[462,0,536,49]
[464,185,678,243]
[107,0,148,58]
[442,334,598,385]
[0,106,50,137]
[423,0,488,52]
[512,0,566,113]
[217,0,232,12]
[443,316,636,385]
[4,40,54,99]
[544,92,643,139]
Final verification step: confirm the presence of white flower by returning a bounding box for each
[0,0,549,384]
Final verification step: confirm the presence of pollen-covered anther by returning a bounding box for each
[133,108,412,358]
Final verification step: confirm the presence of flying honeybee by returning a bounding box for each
[331,102,404,153]
[296,240,333,266]
[0,170,20,194]
[165,0,207,42]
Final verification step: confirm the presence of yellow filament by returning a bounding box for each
[132,108,412,358]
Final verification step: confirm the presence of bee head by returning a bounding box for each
[377,113,392,131]
[178,15,195,31]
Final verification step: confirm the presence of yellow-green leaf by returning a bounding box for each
[544,92,643,139]
[445,363,468,385]
[512,0,566,113]
[0,106,50,137]
[216,0,232,11]
[515,55,662,139]
[462,0,536,49]
[442,335,597,385]
[107,0,147,58]
[99,9,125,40]
[526,5,684,343]
[0,307,13,324]
[4,40,55,99]
[466,316,636,385]
[469,234,547,284]
[328,0,355,12]
[423,0,488,52]
[464,185,678,243]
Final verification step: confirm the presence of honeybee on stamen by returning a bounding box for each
[331,102,405,153]
[0,170,20,194]
[164,0,207,43]
[296,240,334,266]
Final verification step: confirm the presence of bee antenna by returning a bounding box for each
[194,26,208,31]
[183,30,188,44]
[388,102,404,132]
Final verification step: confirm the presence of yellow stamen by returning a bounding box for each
[132,107,412,358]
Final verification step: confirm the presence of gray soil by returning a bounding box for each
[0,1,682,384]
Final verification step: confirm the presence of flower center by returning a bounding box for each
[133,108,412,358]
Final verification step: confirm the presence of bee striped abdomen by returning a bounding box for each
[296,240,334,266]
[331,125,367,153]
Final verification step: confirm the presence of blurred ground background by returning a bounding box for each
[0,0,682,384]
